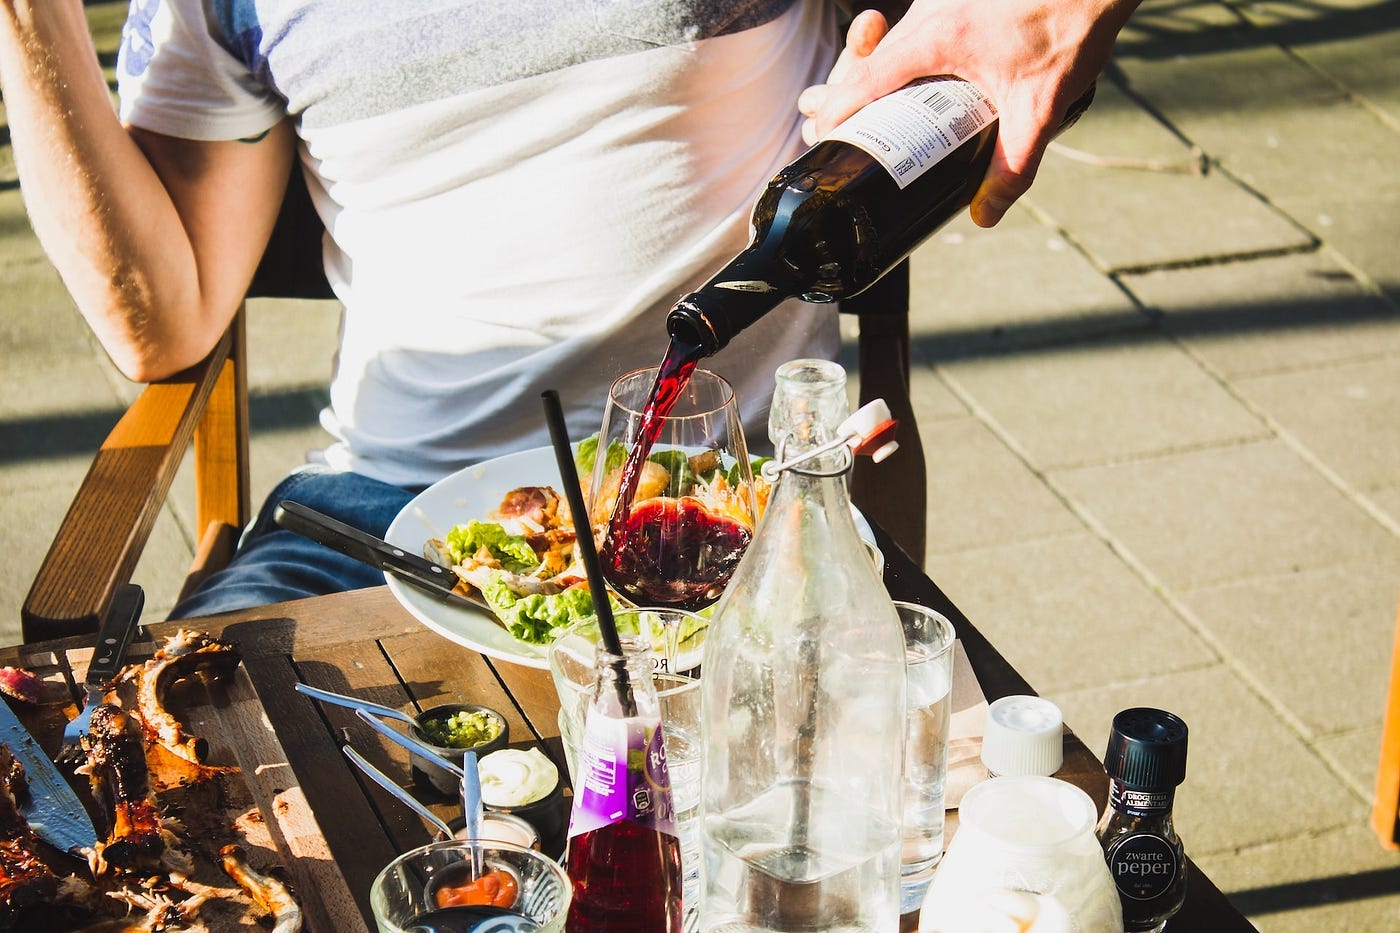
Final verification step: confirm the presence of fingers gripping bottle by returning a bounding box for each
[565,636,684,931]
[698,359,907,931]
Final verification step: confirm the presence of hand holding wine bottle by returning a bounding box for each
[799,0,1143,227]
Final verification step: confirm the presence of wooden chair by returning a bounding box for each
[1375,600,1400,849]
[20,173,927,643]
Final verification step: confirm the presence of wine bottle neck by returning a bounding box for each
[665,244,801,356]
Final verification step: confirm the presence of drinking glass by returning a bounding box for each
[588,366,756,611]
[548,609,706,920]
[918,776,1123,933]
[894,600,957,915]
[370,839,572,932]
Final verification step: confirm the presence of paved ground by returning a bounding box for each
[3,0,1399,928]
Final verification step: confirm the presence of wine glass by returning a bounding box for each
[587,366,757,611]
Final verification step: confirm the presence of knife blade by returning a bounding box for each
[0,699,98,856]
[272,499,490,612]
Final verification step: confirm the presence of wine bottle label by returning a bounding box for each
[567,711,678,840]
[825,77,998,190]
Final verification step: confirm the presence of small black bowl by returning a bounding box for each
[478,749,566,843]
[409,703,509,795]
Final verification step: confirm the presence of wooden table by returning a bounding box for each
[7,527,1255,932]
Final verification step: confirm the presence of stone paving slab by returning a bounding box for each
[1287,30,1400,129]
[1162,93,1400,206]
[1055,665,1364,854]
[908,207,1148,362]
[1317,725,1388,803]
[915,416,1084,555]
[1235,355,1400,492]
[1122,252,1400,378]
[941,334,1270,470]
[1180,558,1400,737]
[0,189,50,263]
[1193,824,1400,933]
[1276,192,1400,301]
[1051,439,1400,589]
[1116,29,1345,114]
[1025,86,1315,272]
[906,365,967,424]
[1371,484,1400,531]
[925,531,1217,694]
[0,262,98,369]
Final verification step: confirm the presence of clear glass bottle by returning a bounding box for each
[698,358,906,932]
[1095,708,1189,933]
[565,636,684,932]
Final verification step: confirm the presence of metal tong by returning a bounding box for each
[293,682,464,778]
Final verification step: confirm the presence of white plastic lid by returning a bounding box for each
[981,695,1064,777]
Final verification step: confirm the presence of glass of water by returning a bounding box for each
[894,601,957,915]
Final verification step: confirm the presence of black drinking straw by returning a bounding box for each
[541,390,636,715]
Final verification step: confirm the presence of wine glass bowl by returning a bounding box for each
[588,366,757,611]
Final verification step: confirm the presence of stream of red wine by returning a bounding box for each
[604,338,702,548]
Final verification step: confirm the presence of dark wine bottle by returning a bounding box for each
[666,77,1095,355]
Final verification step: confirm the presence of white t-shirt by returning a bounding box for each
[117,0,840,488]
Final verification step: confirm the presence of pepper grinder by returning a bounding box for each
[1096,708,1189,932]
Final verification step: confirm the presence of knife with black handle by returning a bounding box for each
[272,499,489,612]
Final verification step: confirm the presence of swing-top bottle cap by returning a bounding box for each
[1104,707,1188,790]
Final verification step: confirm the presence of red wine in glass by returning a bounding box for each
[602,497,752,611]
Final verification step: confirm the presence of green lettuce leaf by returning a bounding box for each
[445,521,538,572]
[575,434,626,478]
[481,578,613,645]
[647,449,695,496]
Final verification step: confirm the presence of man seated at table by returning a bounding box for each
[0,0,1140,617]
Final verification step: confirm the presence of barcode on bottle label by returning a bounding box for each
[824,77,997,189]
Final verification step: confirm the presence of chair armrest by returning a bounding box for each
[21,311,250,641]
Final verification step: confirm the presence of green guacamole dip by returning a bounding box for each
[420,709,502,749]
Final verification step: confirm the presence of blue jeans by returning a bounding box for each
[169,466,417,620]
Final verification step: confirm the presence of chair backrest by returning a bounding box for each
[250,166,335,300]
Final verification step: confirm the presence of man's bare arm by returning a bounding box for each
[0,0,294,381]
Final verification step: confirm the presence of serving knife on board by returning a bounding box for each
[272,499,490,612]
[0,699,98,856]
[58,583,144,766]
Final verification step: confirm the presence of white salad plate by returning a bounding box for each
[383,445,881,670]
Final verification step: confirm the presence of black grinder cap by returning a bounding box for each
[1105,707,1189,790]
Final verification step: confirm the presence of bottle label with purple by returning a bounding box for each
[567,713,677,839]
[825,77,998,190]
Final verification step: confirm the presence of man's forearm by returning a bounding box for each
[0,0,211,380]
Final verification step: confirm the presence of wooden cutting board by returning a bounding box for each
[9,635,368,933]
